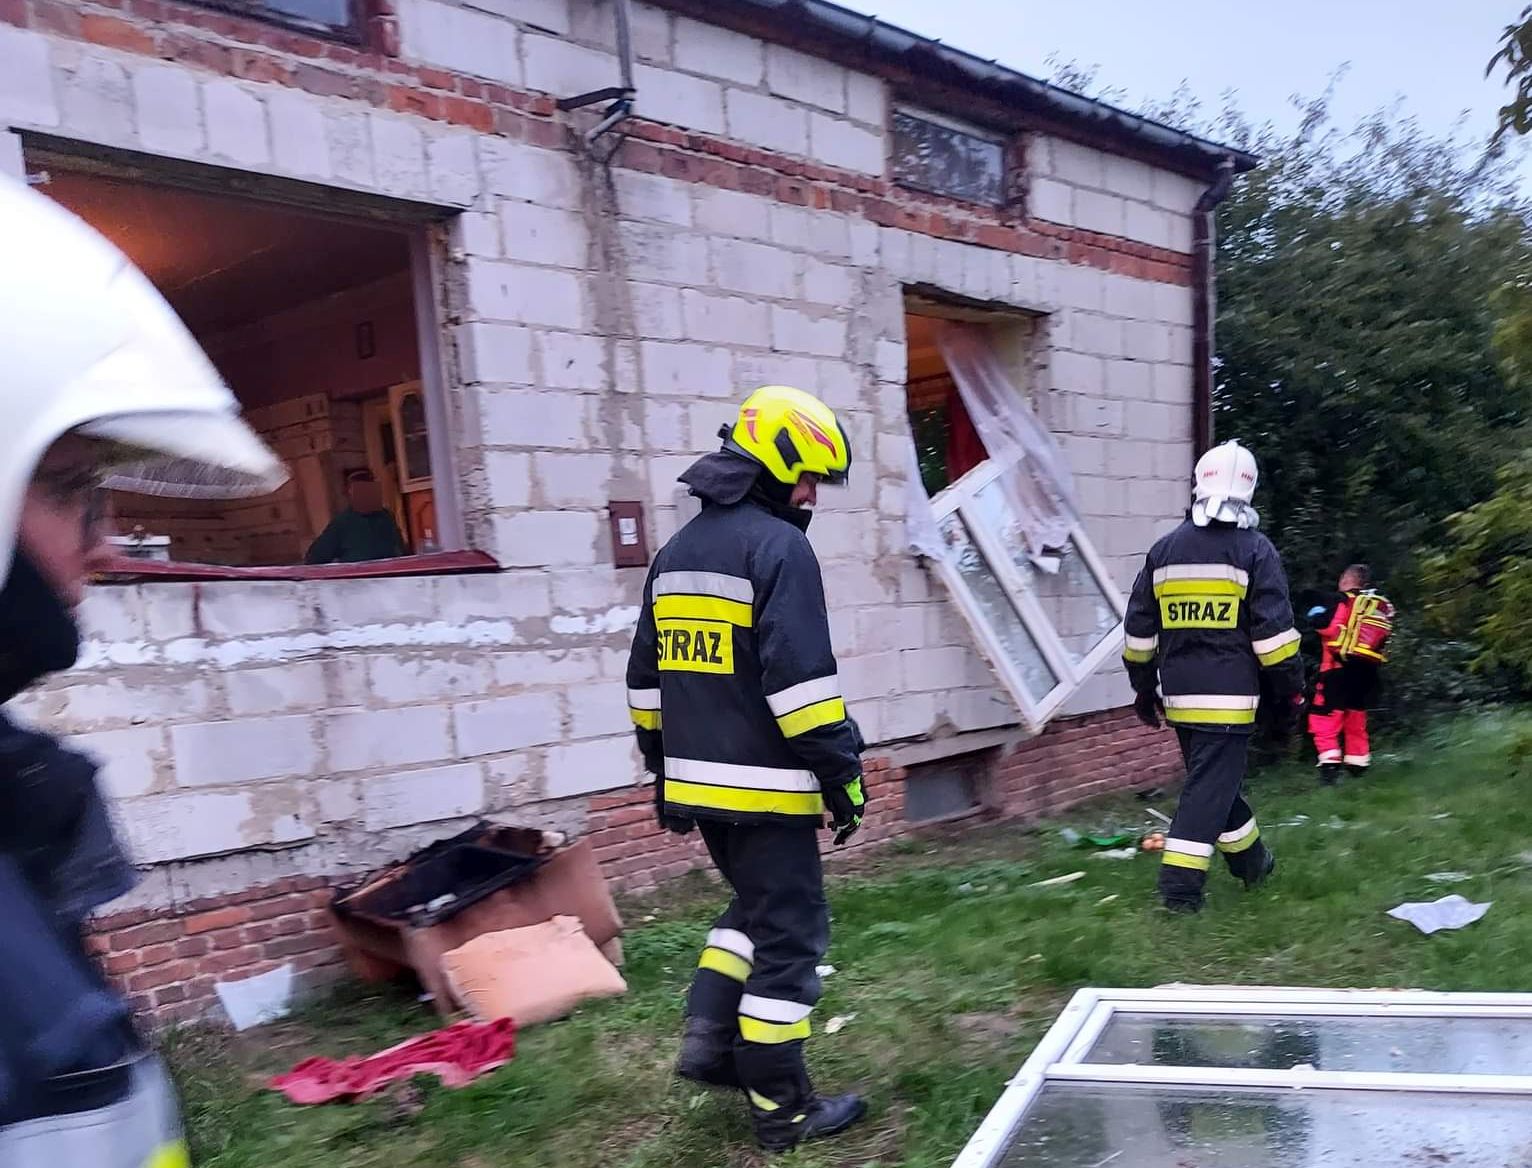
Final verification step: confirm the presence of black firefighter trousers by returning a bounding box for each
[1158,729,1271,909]
[686,819,829,1109]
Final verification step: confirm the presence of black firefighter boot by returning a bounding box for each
[675,1018,740,1088]
[742,1041,866,1152]
[1318,763,1342,787]
[750,1090,868,1153]
[1239,843,1277,891]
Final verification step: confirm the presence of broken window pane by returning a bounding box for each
[892,110,1006,206]
[997,1082,1532,1167]
[939,513,1059,702]
[1087,1013,1532,1076]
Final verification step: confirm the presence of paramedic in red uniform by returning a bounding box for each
[1308,564,1394,784]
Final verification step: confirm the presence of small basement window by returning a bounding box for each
[37,160,460,574]
[188,0,363,40]
[892,108,1007,206]
[905,309,1125,732]
[903,754,984,823]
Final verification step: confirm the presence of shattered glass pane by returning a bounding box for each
[998,1082,1532,1167]
[939,512,1058,701]
[1087,1013,1532,1076]
[967,482,1117,665]
[892,110,1006,206]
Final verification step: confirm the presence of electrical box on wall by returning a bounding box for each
[608,501,649,568]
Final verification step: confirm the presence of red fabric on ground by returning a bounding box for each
[269,1017,517,1104]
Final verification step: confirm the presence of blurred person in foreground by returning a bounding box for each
[0,174,285,1164]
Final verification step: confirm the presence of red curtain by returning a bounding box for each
[945,383,987,482]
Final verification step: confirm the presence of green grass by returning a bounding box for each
[171,711,1532,1167]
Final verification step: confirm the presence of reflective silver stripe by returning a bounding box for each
[1252,629,1300,655]
[664,756,820,793]
[1343,754,1371,766]
[1317,750,1342,764]
[707,928,755,963]
[1165,837,1215,858]
[739,994,814,1023]
[1154,564,1250,586]
[1163,694,1259,710]
[1219,819,1258,845]
[627,687,661,711]
[1124,634,1158,653]
[766,674,842,717]
[653,570,754,604]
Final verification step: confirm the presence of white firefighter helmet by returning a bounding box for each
[1191,439,1259,528]
[0,175,286,581]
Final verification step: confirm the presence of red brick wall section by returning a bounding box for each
[3,0,1191,286]
[992,707,1184,820]
[86,876,347,1028]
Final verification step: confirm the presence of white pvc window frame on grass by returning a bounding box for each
[952,985,1532,1168]
[928,458,1126,732]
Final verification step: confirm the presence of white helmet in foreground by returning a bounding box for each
[1191,439,1259,529]
[0,176,286,581]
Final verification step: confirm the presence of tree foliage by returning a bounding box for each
[1489,6,1532,141]
[1212,102,1532,600]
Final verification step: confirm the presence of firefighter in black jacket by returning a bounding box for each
[625,385,867,1152]
[1122,440,1305,913]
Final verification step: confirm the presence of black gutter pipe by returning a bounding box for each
[1191,157,1236,456]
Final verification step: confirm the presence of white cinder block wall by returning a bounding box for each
[0,0,1202,906]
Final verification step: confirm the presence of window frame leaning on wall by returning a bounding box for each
[908,313,1126,733]
[926,458,1125,732]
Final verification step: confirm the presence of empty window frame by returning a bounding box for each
[906,311,1124,732]
[892,108,1007,206]
[187,0,363,41]
[954,986,1532,1168]
[29,151,461,574]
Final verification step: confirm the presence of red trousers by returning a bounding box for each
[1310,707,1370,768]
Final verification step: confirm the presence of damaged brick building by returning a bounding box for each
[0,0,1255,1020]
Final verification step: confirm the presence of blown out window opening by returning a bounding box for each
[27,149,467,581]
[902,306,1126,731]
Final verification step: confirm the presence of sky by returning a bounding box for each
[840,0,1523,172]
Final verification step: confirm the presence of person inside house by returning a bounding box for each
[304,468,406,565]
[625,385,868,1152]
[1121,440,1306,914]
[1307,563,1394,784]
[0,174,285,1161]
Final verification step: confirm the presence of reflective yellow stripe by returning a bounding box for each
[1161,850,1212,872]
[1217,824,1261,854]
[1154,578,1247,598]
[664,779,824,818]
[1123,646,1156,664]
[1257,639,1300,667]
[1165,706,1257,726]
[699,947,752,983]
[653,594,753,627]
[739,1015,813,1044]
[749,1090,781,1112]
[629,707,662,730]
[149,1144,192,1168]
[777,697,846,738]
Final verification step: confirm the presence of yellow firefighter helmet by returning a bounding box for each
[727,385,851,486]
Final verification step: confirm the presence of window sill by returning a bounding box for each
[93,550,499,584]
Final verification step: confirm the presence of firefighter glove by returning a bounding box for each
[653,774,695,836]
[824,777,866,845]
[1133,690,1164,730]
